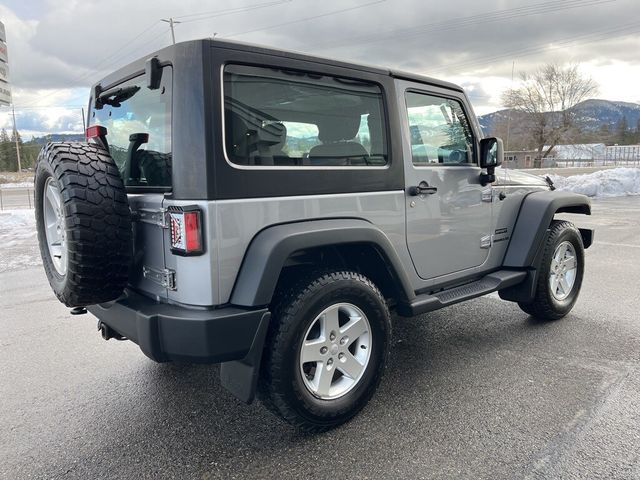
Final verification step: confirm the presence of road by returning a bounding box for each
[1,198,639,479]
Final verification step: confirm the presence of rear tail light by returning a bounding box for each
[169,207,204,256]
[85,125,109,151]
[85,125,107,140]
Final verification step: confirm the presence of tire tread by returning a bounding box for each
[35,142,132,306]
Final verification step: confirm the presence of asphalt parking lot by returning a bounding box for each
[1,197,639,480]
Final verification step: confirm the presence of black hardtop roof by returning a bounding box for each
[93,38,463,94]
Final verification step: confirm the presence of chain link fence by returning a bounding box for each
[0,185,34,210]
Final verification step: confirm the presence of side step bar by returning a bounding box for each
[397,270,527,317]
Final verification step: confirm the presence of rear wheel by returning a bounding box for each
[258,271,391,432]
[518,220,584,320]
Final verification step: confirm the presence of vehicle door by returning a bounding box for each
[398,81,492,280]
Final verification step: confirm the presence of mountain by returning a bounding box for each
[573,99,640,131]
[27,133,85,145]
[479,99,640,137]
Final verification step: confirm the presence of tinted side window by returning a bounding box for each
[92,68,172,188]
[223,65,388,167]
[405,92,474,166]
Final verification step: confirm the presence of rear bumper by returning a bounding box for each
[87,290,269,364]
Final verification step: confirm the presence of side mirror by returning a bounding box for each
[480,137,503,169]
[479,137,503,185]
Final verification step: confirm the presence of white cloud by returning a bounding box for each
[581,60,640,104]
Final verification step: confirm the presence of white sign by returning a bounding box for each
[0,62,9,83]
[0,82,11,106]
[0,41,8,64]
[0,22,11,106]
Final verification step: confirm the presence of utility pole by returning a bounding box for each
[505,61,515,153]
[161,17,181,45]
[11,104,21,172]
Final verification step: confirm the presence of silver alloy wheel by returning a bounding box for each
[549,240,577,301]
[43,177,67,276]
[299,303,372,400]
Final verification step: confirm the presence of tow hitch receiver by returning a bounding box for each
[98,321,127,341]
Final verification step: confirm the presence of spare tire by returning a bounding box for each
[35,142,133,307]
[136,150,172,187]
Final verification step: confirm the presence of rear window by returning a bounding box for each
[223,65,388,167]
[91,67,172,188]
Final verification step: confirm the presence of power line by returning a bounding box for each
[223,0,386,38]
[18,1,294,109]
[17,21,165,109]
[22,29,173,110]
[177,0,293,24]
[429,21,640,74]
[314,0,616,50]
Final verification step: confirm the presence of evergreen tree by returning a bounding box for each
[598,124,612,145]
[615,116,629,144]
[0,128,12,171]
[10,129,24,170]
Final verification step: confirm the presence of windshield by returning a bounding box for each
[90,67,172,189]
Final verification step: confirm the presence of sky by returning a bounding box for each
[0,0,639,139]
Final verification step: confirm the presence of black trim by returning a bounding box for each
[502,191,592,268]
[397,269,527,316]
[229,219,415,307]
[87,289,268,364]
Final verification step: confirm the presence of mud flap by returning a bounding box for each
[219,312,271,403]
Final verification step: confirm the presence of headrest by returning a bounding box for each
[318,115,361,142]
[269,122,287,143]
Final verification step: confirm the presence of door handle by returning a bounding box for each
[408,182,438,196]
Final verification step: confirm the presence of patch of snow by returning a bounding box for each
[0,209,41,272]
[545,168,640,197]
[0,209,37,244]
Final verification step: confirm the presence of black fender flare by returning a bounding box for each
[499,190,592,304]
[229,218,415,307]
[503,190,592,269]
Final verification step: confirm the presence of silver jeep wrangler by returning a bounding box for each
[34,39,593,431]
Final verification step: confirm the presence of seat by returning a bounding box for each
[225,109,251,163]
[308,116,369,166]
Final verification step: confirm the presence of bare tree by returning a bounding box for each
[502,63,598,167]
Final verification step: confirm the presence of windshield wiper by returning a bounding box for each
[95,86,140,109]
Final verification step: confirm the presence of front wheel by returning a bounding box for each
[518,220,585,320]
[258,271,391,432]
